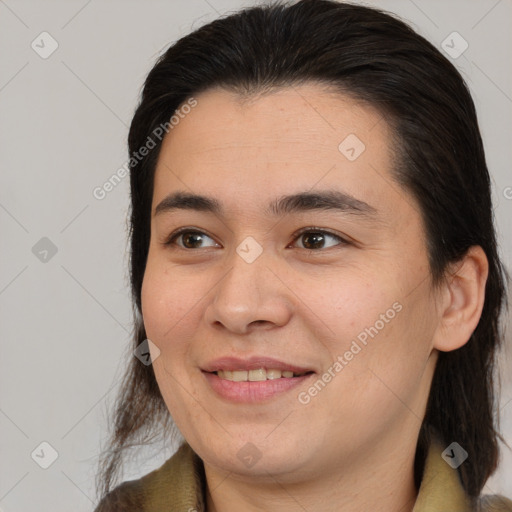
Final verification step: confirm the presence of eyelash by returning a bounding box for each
[163,227,349,251]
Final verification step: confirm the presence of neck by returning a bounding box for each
[204,432,419,512]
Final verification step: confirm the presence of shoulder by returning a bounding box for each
[93,479,145,512]
[477,494,512,511]
[93,443,203,512]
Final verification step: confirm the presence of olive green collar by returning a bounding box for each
[412,437,470,511]
[140,437,472,511]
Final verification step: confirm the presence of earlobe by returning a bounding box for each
[432,246,489,352]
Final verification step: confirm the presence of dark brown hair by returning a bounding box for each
[96,0,508,503]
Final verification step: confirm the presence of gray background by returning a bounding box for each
[0,0,511,510]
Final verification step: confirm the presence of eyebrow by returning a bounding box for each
[154,190,378,219]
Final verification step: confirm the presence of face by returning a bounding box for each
[141,83,442,482]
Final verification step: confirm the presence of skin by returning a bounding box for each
[141,83,488,512]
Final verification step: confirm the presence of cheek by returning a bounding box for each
[305,264,434,393]
[313,271,397,351]
[141,259,204,341]
[141,259,208,428]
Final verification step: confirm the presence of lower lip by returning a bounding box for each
[202,371,314,403]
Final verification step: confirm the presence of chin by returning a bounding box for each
[195,433,313,479]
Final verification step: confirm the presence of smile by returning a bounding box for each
[215,368,311,381]
[203,370,314,403]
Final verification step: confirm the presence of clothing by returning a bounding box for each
[95,438,512,511]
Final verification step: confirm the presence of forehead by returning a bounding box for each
[152,83,402,219]
[161,83,390,156]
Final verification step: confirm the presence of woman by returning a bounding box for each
[95,1,512,510]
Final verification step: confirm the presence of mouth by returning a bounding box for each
[201,357,316,403]
[214,368,313,381]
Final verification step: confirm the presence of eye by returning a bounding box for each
[290,229,348,250]
[164,227,348,251]
[165,228,219,249]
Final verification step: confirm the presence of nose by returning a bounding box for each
[203,248,294,335]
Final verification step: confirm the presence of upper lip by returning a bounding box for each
[202,356,315,374]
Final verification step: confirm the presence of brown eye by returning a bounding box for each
[181,232,205,248]
[166,230,219,249]
[293,230,346,250]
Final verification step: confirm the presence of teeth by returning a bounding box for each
[248,369,266,381]
[232,370,248,382]
[216,368,306,381]
[266,369,282,380]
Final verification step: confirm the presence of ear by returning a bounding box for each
[432,246,489,352]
